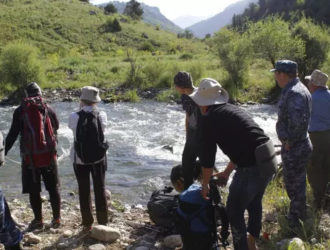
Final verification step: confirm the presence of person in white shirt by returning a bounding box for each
[68,86,108,231]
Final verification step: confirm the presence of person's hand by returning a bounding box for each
[201,184,209,200]
[213,171,229,187]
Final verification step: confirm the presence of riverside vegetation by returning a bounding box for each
[0,0,330,249]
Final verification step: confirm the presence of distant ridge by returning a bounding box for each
[99,1,182,33]
[172,15,207,29]
[187,0,257,38]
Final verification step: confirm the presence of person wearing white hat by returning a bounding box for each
[306,69,330,209]
[189,78,276,250]
[68,86,109,230]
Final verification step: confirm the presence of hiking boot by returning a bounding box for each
[27,219,43,232]
[50,218,61,229]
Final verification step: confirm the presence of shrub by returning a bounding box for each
[104,18,121,33]
[0,43,44,91]
[104,3,117,14]
[179,53,193,60]
[123,89,140,102]
[124,0,143,20]
[139,41,154,52]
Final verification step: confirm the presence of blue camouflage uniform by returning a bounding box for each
[276,77,312,225]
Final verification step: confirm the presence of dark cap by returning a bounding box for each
[24,82,42,97]
[270,60,298,74]
[174,71,194,89]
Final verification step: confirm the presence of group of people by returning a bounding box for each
[1,83,109,249]
[173,60,330,250]
[0,59,329,250]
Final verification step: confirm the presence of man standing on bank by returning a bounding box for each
[69,86,109,231]
[306,69,330,210]
[189,78,276,250]
[272,60,312,228]
[174,72,203,190]
[5,82,61,231]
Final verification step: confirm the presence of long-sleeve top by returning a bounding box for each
[276,78,312,146]
[200,103,269,168]
[5,105,59,155]
[68,105,107,165]
[309,87,330,132]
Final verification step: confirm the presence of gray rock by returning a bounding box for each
[90,225,121,243]
[288,238,305,250]
[24,232,41,244]
[163,234,182,249]
[88,243,106,250]
[63,230,73,237]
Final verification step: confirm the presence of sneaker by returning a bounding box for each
[27,219,43,232]
[50,218,61,229]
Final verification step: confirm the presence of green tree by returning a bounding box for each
[104,3,117,15]
[103,18,121,32]
[0,43,43,92]
[246,16,305,67]
[211,28,252,99]
[124,0,143,20]
[293,18,330,77]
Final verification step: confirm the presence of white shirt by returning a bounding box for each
[68,105,107,164]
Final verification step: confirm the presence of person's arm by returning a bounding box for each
[214,161,236,186]
[5,108,21,155]
[48,106,59,132]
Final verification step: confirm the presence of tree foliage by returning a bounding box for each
[210,28,252,99]
[124,0,143,20]
[0,43,43,91]
[104,3,117,15]
[246,16,305,67]
[103,18,122,33]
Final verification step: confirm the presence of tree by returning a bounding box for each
[124,0,143,20]
[246,16,305,67]
[104,3,117,15]
[210,28,252,99]
[103,18,121,32]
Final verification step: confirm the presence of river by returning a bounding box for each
[0,101,280,205]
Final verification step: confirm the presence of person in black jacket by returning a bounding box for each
[189,78,276,250]
[5,82,61,231]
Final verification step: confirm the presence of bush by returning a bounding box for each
[103,18,121,33]
[139,41,154,52]
[104,3,117,15]
[179,53,193,60]
[0,43,44,91]
[123,89,140,102]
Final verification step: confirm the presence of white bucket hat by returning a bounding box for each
[305,69,328,87]
[189,78,229,106]
[80,86,101,103]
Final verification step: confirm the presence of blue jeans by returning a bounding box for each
[226,167,271,250]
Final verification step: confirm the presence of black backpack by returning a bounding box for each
[147,186,179,229]
[74,110,109,164]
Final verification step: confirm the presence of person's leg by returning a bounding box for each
[41,163,61,222]
[91,162,108,225]
[29,191,42,222]
[74,164,93,227]
[182,142,198,190]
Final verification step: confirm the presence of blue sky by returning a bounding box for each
[90,0,242,20]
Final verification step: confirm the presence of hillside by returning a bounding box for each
[98,1,182,34]
[187,0,257,38]
[172,15,206,29]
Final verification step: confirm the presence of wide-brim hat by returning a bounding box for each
[189,78,229,106]
[305,69,328,87]
[80,86,101,103]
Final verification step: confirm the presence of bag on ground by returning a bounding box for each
[147,186,179,229]
[21,96,57,168]
[176,184,218,250]
[74,110,109,164]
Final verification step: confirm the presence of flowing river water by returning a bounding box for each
[0,101,280,205]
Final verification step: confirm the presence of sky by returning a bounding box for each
[90,0,242,20]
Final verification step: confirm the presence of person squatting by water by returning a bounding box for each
[305,69,330,210]
[189,78,277,250]
[68,86,109,231]
[272,60,312,230]
[5,82,61,231]
[173,71,203,190]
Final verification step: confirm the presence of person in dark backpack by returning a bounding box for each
[69,86,109,231]
[5,82,61,231]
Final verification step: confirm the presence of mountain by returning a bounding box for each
[99,1,182,33]
[172,15,207,29]
[187,0,258,38]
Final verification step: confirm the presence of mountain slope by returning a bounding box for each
[99,1,182,33]
[187,0,258,38]
[172,15,207,29]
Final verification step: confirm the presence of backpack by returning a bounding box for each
[21,96,57,168]
[74,110,109,164]
[0,131,4,166]
[147,186,179,229]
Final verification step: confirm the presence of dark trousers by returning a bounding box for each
[23,164,61,221]
[226,167,270,250]
[182,141,200,190]
[74,161,108,226]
